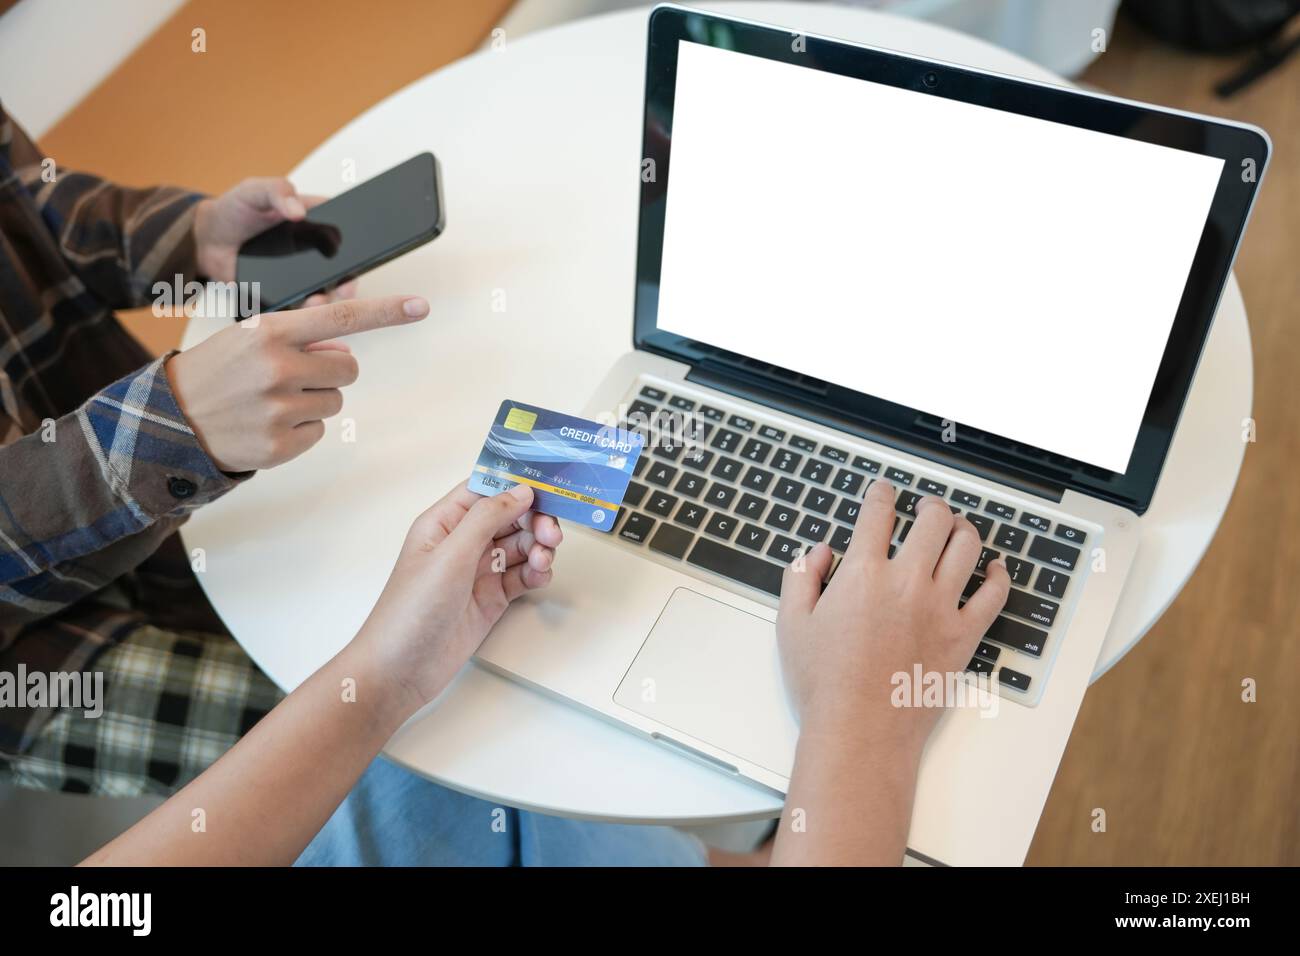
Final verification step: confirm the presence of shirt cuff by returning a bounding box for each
[129,190,208,306]
[81,354,250,519]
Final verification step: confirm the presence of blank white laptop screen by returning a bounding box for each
[657,41,1224,474]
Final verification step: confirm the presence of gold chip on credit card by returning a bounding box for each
[503,407,537,433]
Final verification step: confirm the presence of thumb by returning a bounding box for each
[254,177,305,219]
[442,484,535,567]
[777,541,832,620]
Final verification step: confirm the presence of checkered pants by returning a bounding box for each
[0,626,282,797]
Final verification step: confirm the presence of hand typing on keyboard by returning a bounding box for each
[771,481,1011,866]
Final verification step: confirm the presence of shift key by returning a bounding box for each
[985,615,1048,657]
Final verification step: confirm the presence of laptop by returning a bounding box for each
[476,4,1269,866]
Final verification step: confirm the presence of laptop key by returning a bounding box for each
[674,502,708,529]
[918,478,947,496]
[741,467,774,494]
[619,513,656,544]
[986,615,1047,657]
[975,641,1001,663]
[1004,588,1059,628]
[993,524,1027,553]
[820,445,848,463]
[673,472,706,498]
[976,547,1000,572]
[703,483,737,509]
[998,668,1031,692]
[736,493,767,520]
[852,455,881,474]
[741,439,773,463]
[633,456,648,477]
[773,477,805,503]
[622,481,649,508]
[649,523,693,559]
[653,442,683,462]
[668,395,695,411]
[967,657,994,675]
[645,462,677,487]
[710,456,742,482]
[796,515,830,542]
[800,459,833,484]
[833,469,864,497]
[645,492,678,517]
[884,467,913,485]
[964,513,994,541]
[727,414,755,432]
[628,399,658,421]
[896,491,922,516]
[698,404,725,422]
[1005,556,1034,586]
[834,498,860,525]
[898,519,913,542]
[736,523,770,552]
[951,489,981,509]
[772,449,803,474]
[1029,535,1080,571]
[766,535,803,563]
[985,500,1016,520]
[829,525,854,552]
[1055,523,1087,545]
[1034,567,1070,599]
[638,385,666,402]
[711,429,742,453]
[758,425,785,441]
[1020,512,1051,533]
[704,513,737,541]
[687,538,783,597]
[803,488,836,515]
[790,435,817,453]
[765,505,799,531]
[681,447,713,471]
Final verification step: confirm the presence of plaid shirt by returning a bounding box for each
[0,102,245,752]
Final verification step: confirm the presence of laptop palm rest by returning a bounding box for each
[613,588,799,779]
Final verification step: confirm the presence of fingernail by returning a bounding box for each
[402,296,429,318]
[508,483,532,501]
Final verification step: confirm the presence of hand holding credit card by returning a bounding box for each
[467,401,644,532]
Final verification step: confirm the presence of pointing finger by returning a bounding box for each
[274,295,428,347]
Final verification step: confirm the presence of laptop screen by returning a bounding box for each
[655,40,1224,475]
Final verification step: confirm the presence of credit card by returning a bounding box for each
[467,400,644,532]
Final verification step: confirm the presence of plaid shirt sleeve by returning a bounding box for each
[7,106,205,309]
[0,356,244,631]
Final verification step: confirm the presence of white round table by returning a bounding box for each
[181,2,1251,823]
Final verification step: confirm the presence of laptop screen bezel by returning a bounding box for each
[632,5,1268,515]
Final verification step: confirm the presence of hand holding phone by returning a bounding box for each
[237,152,445,313]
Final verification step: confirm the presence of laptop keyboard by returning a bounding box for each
[610,379,1094,707]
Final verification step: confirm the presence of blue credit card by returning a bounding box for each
[467,401,645,532]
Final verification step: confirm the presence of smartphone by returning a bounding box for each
[236,152,444,313]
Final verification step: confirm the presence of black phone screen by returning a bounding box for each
[236,152,442,312]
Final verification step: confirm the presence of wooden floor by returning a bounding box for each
[34,3,1298,864]
[1026,12,1300,865]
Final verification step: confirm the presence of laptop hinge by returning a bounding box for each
[685,366,1066,504]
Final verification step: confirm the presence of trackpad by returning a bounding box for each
[613,588,799,778]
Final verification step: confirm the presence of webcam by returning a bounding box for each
[922,71,940,89]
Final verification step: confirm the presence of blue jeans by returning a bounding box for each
[296,757,708,866]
